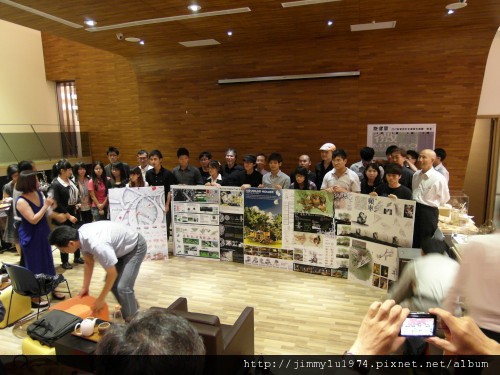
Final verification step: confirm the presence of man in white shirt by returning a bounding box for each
[321,149,361,193]
[412,149,450,247]
[433,148,450,183]
[137,149,153,180]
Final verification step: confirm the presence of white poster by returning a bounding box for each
[367,124,436,158]
[108,186,168,260]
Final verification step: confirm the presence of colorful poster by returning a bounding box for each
[367,124,436,159]
[172,186,220,259]
[219,187,244,263]
[108,186,168,260]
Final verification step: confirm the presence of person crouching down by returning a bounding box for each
[49,221,147,320]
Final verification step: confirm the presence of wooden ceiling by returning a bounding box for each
[2,0,500,70]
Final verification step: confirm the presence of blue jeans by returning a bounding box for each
[111,234,147,320]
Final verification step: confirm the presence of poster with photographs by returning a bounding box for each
[172,186,220,259]
[367,124,436,159]
[173,224,220,259]
[108,186,168,260]
[219,187,244,263]
[243,188,292,269]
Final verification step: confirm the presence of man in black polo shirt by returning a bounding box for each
[221,148,244,186]
[145,150,177,238]
[236,154,263,190]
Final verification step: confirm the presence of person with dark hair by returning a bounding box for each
[2,164,20,255]
[95,310,205,374]
[321,149,360,193]
[145,150,177,239]
[360,162,382,194]
[89,161,109,222]
[385,145,398,163]
[172,148,203,185]
[315,142,336,188]
[198,151,212,180]
[73,162,93,226]
[412,149,449,248]
[127,166,148,187]
[221,148,244,186]
[290,166,317,190]
[49,222,147,320]
[290,155,316,184]
[350,146,384,182]
[236,154,263,189]
[109,162,128,189]
[388,148,414,191]
[256,153,268,175]
[136,149,152,181]
[372,163,412,200]
[404,149,419,172]
[49,159,83,270]
[434,147,449,183]
[104,146,129,178]
[260,152,290,189]
[205,160,222,186]
[16,171,58,307]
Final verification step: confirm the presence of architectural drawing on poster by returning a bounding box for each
[219,187,244,263]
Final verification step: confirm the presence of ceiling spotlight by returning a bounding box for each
[139,40,145,45]
[227,30,233,36]
[446,0,467,11]
[188,4,201,12]
[447,9,455,14]
[327,20,334,26]
[84,19,96,26]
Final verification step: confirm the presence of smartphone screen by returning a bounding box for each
[399,313,436,337]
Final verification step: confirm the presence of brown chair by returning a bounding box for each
[152,297,254,356]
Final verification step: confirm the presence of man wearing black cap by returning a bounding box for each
[236,154,263,190]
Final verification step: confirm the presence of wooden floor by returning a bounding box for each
[0,247,385,355]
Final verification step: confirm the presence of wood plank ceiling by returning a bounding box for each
[1,0,500,71]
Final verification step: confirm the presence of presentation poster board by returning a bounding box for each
[219,187,244,263]
[108,186,168,260]
[172,186,220,260]
[367,124,436,159]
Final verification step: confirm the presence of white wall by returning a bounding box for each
[0,20,58,130]
[478,28,500,116]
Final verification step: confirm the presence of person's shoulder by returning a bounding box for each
[347,168,360,179]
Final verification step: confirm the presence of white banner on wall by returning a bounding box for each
[367,124,436,158]
[108,186,168,260]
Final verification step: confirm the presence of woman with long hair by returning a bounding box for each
[127,166,148,187]
[88,161,109,221]
[360,163,382,194]
[290,166,317,190]
[16,171,57,306]
[73,162,93,225]
[49,159,83,272]
[109,162,128,189]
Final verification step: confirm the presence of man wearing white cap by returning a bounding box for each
[315,142,336,188]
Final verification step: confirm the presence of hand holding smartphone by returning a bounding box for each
[399,312,437,337]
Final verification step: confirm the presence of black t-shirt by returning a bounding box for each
[234,170,263,187]
[221,164,245,186]
[145,167,177,200]
[374,183,412,200]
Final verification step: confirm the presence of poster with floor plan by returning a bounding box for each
[219,187,244,263]
[172,186,220,259]
[108,186,168,260]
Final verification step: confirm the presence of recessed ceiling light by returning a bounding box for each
[446,1,467,10]
[84,19,96,26]
[188,4,201,12]
[139,40,145,45]
[125,37,141,43]
[227,30,233,36]
[447,9,455,14]
[327,20,333,26]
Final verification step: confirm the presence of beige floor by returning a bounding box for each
[0,248,385,355]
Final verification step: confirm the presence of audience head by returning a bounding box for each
[293,166,310,190]
[385,145,398,162]
[177,147,190,169]
[18,160,35,173]
[73,162,88,179]
[225,148,237,168]
[111,162,127,182]
[52,159,72,180]
[91,161,107,181]
[359,147,375,165]
[95,310,205,374]
[137,150,149,168]
[332,149,348,171]
[420,237,449,256]
[256,153,267,171]
[129,166,145,187]
[149,150,163,170]
[418,149,436,172]
[434,148,447,165]
[49,225,80,251]
[298,155,311,169]
[390,148,407,167]
[16,171,38,193]
[198,151,212,170]
[363,162,382,185]
[319,143,336,161]
[406,150,419,165]
[243,155,257,173]
[106,146,120,164]
[384,163,402,187]
[6,164,19,182]
[268,152,283,173]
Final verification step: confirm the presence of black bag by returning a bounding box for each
[28,310,82,347]
[35,273,65,295]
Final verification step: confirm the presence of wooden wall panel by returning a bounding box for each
[42,25,496,191]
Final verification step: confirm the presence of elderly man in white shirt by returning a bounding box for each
[412,149,450,247]
[321,149,361,193]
